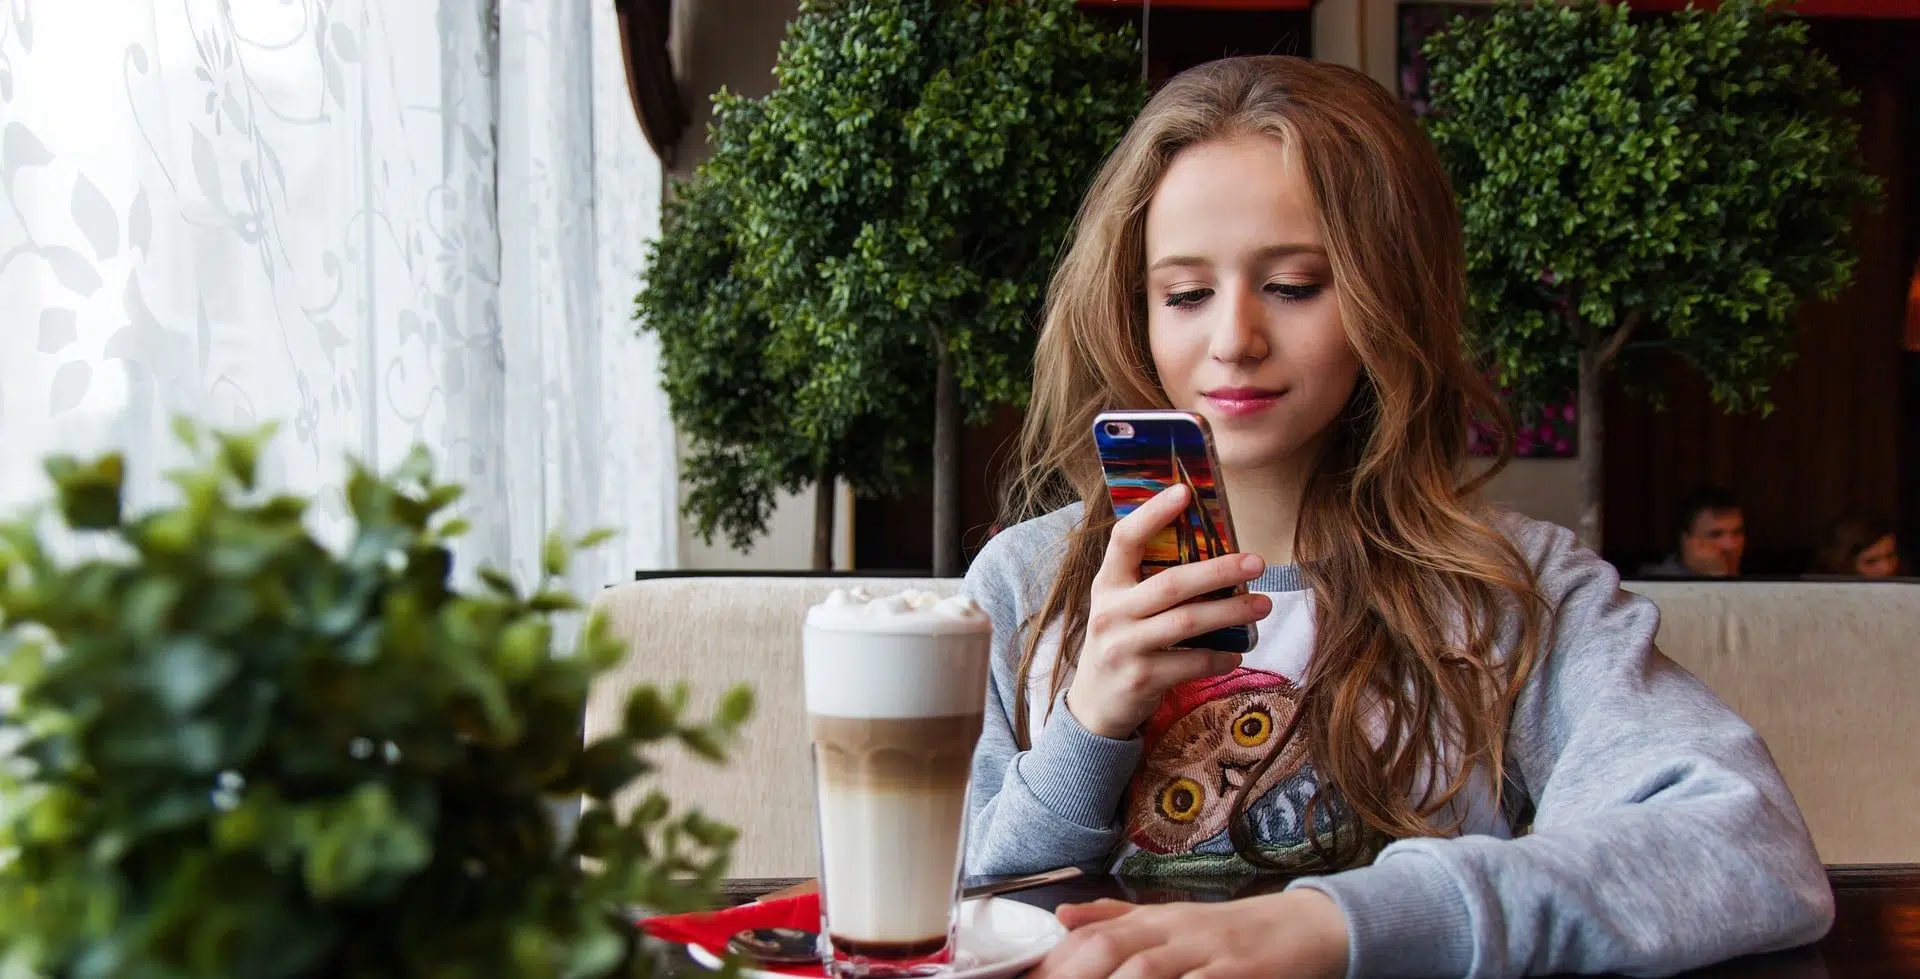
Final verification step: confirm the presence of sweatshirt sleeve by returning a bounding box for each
[1286,519,1833,978]
[960,518,1142,877]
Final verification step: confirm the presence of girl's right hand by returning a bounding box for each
[1063,483,1273,741]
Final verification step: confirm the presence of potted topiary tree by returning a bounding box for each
[1422,0,1879,548]
[637,153,922,571]
[0,420,750,978]
[639,0,1146,575]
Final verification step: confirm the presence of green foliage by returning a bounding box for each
[637,0,1146,550]
[635,171,798,553]
[0,420,751,978]
[1423,0,1880,411]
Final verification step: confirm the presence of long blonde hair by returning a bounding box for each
[1003,56,1548,870]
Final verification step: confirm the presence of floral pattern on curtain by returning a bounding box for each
[0,0,677,590]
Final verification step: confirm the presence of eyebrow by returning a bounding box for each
[1147,243,1326,272]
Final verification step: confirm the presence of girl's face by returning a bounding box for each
[1856,534,1900,578]
[1143,135,1361,477]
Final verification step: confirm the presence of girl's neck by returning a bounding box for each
[1222,453,1316,567]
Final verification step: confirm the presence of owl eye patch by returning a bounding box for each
[1158,777,1204,822]
[1233,707,1274,747]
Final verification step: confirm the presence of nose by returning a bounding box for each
[1207,283,1269,364]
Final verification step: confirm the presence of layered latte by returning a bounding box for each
[803,588,991,977]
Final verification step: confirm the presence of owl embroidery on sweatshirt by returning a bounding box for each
[1113,668,1368,876]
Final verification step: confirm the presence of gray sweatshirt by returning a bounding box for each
[960,504,1832,978]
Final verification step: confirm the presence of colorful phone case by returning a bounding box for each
[1093,410,1256,653]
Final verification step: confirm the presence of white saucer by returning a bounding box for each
[686,897,1066,979]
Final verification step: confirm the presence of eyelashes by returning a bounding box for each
[1161,282,1324,309]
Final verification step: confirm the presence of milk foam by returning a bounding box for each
[804,589,992,719]
[805,587,991,635]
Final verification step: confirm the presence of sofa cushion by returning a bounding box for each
[1630,580,1919,865]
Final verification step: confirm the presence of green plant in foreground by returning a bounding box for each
[0,420,751,978]
[1423,0,1879,547]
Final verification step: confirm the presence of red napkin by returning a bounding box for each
[639,893,827,977]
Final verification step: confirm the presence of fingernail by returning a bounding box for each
[1164,483,1188,501]
[1240,553,1264,574]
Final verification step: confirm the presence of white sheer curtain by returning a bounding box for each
[0,0,677,590]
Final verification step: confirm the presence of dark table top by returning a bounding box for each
[717,864,1920,978]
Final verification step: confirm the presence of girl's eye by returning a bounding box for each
[1163,288,1212,309]
[1266,282,1322,302]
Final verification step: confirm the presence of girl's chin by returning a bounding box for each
[1213,441,1310,476]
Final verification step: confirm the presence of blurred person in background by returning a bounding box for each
[1813,515,1902,578]
[1640,486,1746,578]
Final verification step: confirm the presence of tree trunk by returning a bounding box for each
[1575,347,1604,553]
[812,473,835,571]
[932,348,961,577]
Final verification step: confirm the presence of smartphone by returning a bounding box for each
[1092,409,1257,653]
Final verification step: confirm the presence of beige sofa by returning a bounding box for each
[587,576,1919,878]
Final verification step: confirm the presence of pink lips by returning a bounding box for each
[1204,386,1285,417]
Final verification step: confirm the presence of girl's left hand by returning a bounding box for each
[1029,890,1350,979]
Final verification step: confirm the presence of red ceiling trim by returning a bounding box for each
[1618,0,1920,16]
[1072,1,1920,20]
[1075,0,1315,11]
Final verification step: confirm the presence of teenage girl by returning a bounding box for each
[961,56,1829,979]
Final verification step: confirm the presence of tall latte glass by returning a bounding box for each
[803,588,991,978]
